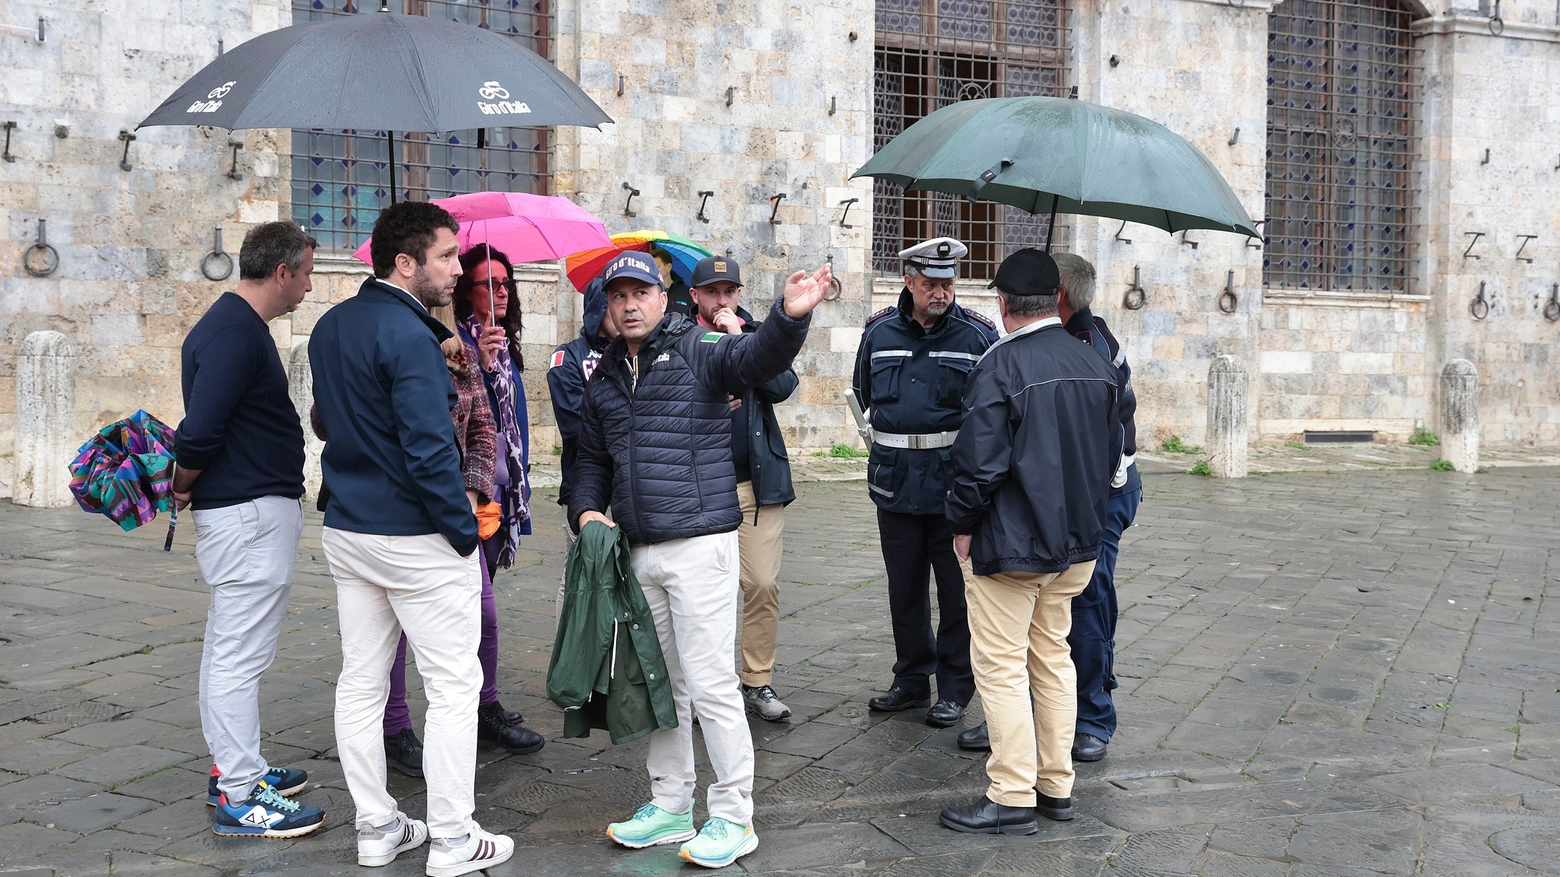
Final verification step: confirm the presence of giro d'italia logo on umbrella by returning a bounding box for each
[187,81,235,114]
[478,80,531,116]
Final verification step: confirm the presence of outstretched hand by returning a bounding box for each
[782,264,834,319]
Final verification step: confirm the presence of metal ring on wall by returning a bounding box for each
[823,275,843,302]
[1217,289,1238,314]
[1469,281,1489,321]
[23,243,59,277]
[1543,284,1559,323]
[201,250,234,282]
[1124,286,1147,310]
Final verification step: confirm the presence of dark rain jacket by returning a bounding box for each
[548,521,676,744]
[568,299,811,544]
[309,277,479,557]
[547,278,611,507]
[946,318,1122,577]
[1064,307,1141,497]
[700,305,797,509]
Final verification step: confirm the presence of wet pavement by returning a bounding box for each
[1,462,1558,876]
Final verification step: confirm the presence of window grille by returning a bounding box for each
[290,0,554,252]
[872,0,1070,280]
[1264,0,1419,293]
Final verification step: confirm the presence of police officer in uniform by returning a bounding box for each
[851,237,999,728]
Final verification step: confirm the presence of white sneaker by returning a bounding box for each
[425,827,514,877]
[357,811,428,867]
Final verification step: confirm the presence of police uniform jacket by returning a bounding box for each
[852,287,999,515]
[570,300,811,545]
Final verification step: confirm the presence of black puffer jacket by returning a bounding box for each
[946,318,1121,576]
[569,299,811,544]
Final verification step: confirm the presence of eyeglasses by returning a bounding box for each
[471,278,517,294]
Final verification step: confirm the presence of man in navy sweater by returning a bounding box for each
[173,221,325,838]
[309,201,510,877]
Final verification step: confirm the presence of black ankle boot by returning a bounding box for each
[384,728,424,778]
[477,701,545,755]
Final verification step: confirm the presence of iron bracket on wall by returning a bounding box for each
[24,218,59,277]
[769,193,786,225]
[1217,270,1238,314]
[1462,231,1485,260]
[696,190,714,223]
[1515,234,1537,263]
[2,120,15,162]
[117,129,136,171]
[226,139,244,180]
[1469,280,1489,320]
[1114,220,1131,246]
[1247,219,1265,249]
[838,197,859,228]
[622,182,640,217]
[1124,265,1146,310]
[1179,230,1198,250]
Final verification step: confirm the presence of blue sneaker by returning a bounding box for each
[207,765,308,807]
[679,817,759,868]
[212,779,326,838]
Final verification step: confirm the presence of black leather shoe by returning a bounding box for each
[1037,792,1075,822]
[939,795,1038,835]
[868,687,930,712]
[477,701,545,755]
[1072,732,1107,762]
[925,699,965,728]
[492,699,524,726]
[957,722,990,751]
[384,728,424,778]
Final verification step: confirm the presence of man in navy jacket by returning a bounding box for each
[309,201,510,875]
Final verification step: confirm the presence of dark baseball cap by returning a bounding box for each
[601,250,662,290]
[690,256,743,288]
[988,248,1061,295]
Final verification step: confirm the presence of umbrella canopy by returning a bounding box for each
[350,192,611,267]
[565,231,713,292]
[137,10,611,133]
[68,410,180,550]
[852,95,1258,240]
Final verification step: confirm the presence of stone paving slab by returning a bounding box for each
[1,464,1559,875]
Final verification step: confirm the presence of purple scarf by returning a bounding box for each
[464,315,530,569]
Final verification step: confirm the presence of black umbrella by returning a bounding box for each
[138,5,611,201]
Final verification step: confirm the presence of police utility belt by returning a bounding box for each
[872,430,959,450]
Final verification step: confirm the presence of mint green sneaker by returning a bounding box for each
[606,803,696,849]
[678,817,759,868]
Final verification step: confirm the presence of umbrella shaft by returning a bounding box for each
[388,130,397,205]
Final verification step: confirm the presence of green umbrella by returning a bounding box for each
[852,93,1259,250]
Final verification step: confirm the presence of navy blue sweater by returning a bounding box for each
[309,278,480,557]
[176,292,305,509]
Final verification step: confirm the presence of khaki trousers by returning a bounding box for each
[964,558,1095,805]
[736,481,785,688]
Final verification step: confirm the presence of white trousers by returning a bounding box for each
[194,496,304,802]
[323,527,482,837]
[633,531,755,825]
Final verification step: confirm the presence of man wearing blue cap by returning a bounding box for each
[571,249,833,869]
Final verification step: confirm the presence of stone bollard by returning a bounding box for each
[289,340,324,500]
[1206,354,1249,479]
[15,330,78,508]
[1440,359,1479,474]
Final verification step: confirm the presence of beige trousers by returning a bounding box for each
[735,481,785,688]
[964,557,1095,805]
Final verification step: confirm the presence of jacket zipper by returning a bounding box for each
[625,350,647,539]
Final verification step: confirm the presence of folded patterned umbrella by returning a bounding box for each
[68,410,180,550]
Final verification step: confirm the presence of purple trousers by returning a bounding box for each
[383,547,499,735]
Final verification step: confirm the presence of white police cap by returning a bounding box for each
[898,237,968,279]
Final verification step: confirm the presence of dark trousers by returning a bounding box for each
[877,509,974,705]
[1068,487,1141,741]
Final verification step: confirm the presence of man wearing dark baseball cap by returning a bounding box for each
[572,247,834,867]
[687,255,799,724]
[939,247,1123,836]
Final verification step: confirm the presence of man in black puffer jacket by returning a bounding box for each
[571,250,833,869]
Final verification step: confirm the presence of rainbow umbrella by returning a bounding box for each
[565,230,713,291]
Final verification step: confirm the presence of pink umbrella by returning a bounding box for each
[352,191,610,267]
[353,191,610,326]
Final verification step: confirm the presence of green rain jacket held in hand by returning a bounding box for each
[547,521,677,744]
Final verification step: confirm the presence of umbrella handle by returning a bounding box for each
[163,502,177,552]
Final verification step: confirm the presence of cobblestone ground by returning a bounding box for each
[2,464,1558,876]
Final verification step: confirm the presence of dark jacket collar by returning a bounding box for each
[601,311,693,365]
[361,277,454,343]
[1063,307,1096,338]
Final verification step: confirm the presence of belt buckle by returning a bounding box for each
[908,434,927,450]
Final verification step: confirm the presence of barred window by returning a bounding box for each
[872,0,1070,280]
[1264,0,1418,293]
[290,0,554,251]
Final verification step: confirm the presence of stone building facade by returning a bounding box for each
[2,0,1557,498]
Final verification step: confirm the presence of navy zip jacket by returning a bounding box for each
[569,298,811,545]
[947,318,1121,576]
[309,277,479,557]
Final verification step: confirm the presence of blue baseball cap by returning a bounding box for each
[601,251,663,290]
